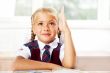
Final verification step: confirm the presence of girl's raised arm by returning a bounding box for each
[58,7,76,68]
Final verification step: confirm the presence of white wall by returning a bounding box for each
[0,19,110,57]
[0,18,31,57]
[72,29,110,56]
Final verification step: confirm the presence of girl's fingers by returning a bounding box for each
[60,6,64,17]
[58,6,69,32]
[60,6,66,25]
[59,6,64,26]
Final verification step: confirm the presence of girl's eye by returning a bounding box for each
[38,22,43,25]
[49,22,55,26]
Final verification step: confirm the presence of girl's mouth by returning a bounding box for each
[42,33,51,36]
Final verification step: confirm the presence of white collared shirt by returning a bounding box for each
[16,38,64,62]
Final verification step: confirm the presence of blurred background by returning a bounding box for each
[0,0,110,57]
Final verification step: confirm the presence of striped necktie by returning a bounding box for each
[42,45,50,62]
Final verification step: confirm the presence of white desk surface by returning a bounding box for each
[13,70,110,73]
[1,56,110,72]
[1,69,110,73]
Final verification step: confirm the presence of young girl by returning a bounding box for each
[12,7,76,70]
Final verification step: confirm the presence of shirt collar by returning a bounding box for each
[37,38,59,50]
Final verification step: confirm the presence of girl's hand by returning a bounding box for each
[58,6,70,34]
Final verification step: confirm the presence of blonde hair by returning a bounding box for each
[31,7,58,41]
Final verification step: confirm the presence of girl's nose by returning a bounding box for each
[43,24,49,31]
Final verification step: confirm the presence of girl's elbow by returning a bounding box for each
[62,63,76,69]
[63,65,74,69]
[62,59,76,69]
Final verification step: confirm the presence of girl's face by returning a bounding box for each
[32,12,58,44]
